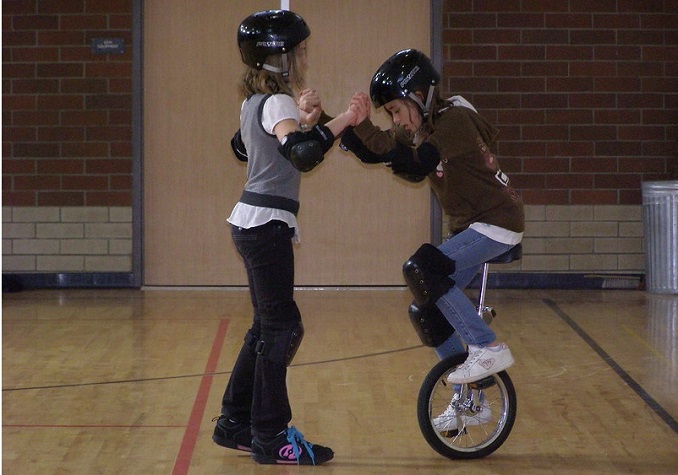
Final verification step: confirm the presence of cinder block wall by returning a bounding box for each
[3,206,132,272]
[443,204,644,275]
[521,204,643,272]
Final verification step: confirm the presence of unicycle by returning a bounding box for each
[416,244,521,459]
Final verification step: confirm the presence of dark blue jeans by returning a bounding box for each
[221,220,301,439]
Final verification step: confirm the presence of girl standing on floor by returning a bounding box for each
[212,10,357,466]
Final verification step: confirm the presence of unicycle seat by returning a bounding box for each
[486,243,522,264]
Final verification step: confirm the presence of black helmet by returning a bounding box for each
[237,10,310,72]
[370,49,440,116]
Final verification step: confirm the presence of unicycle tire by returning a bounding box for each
[417,354,517,459]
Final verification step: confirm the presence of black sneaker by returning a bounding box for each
[211,415,252,452]
[251,426,334,465]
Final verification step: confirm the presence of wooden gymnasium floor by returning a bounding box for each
[2,287,677,474]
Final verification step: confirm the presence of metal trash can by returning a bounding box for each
[642,181,678,294]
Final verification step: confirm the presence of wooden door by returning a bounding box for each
[143,0,431,285]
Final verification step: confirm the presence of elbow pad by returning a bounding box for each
[278,125,335,172]
[278,132,324,172]
[230,129,248,162]
[339,127,387,164]
[385,141,440,180]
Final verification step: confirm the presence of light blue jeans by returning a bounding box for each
[433,228,514,360]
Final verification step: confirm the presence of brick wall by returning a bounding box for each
[2,0,134,277]
[2,0,133,207]
[439,0,677,279]
[440,0,677,203]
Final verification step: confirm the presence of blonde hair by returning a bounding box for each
[239,47,305,97]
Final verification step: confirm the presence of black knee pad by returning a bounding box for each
[255,321,305,367]
[403,243,456,306]
[408,301,455,347]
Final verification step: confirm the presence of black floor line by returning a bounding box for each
[544,298,678,435]
[1,345,424,393]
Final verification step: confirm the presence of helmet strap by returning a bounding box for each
[261,54,290,78]
[407,92,425,114]
[262,63,281,73]
[262,53,290,79]
[408,84,435,118]
[424,85,435,116]
[281,53,289,78]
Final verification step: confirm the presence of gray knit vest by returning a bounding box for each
[239,94,301,215]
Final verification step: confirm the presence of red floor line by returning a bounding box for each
[172,318,229,475]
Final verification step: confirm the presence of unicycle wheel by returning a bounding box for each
[417,354,517,459]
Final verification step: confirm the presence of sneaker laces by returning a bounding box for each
[286,426,315,465]
[455,348,484,372]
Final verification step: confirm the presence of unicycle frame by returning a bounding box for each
[476,243,522,325]
[477,261,495,324]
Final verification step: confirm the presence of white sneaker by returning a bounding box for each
[446,343,514,384]
[432,399,492,432]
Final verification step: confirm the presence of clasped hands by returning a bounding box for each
[298,89,371,129]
